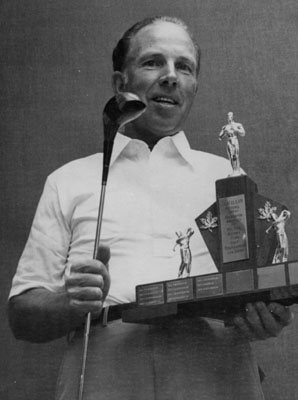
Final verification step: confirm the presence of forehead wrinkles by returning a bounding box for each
[125,22,197,66]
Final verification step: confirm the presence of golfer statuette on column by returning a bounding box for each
[122,113,298,324]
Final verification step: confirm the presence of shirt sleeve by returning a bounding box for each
[9,176,71,298]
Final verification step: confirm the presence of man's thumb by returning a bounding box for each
[96,244,111,266]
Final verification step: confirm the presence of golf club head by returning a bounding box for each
[103,92,146,141]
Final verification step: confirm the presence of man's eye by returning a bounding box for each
[177,63,193,74]
[143,60,160,67]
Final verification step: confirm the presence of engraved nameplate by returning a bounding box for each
[166,279,194,303]
[195,274,223,298]
[219,194,249,263]
[137,283,164,306]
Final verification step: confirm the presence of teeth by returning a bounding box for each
[154,97,176,104]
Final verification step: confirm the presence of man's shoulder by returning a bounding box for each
[188,148,232,180]
[189,148,230,166]
[48,153,102,182]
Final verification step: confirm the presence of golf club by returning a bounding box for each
[78,92,146,400]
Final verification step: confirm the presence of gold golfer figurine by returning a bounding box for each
[219,112,245,176]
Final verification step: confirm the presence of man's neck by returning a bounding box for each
[122,124,179,150]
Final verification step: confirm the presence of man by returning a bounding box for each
[8,16,293,400]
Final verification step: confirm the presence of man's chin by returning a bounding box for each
[128,117,182,141]
[154,124,182,137]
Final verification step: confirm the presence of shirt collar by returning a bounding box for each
[110,131,194,167]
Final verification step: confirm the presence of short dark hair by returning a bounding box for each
[112,16,201,75]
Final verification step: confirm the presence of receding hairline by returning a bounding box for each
[112,16,201,75]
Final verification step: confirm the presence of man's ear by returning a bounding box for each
[112,71,128,94]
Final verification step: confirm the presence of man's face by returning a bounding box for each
[113,21,199,145]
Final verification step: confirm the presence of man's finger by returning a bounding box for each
[267,302,294,326]
[245,303,268,340]
[66,273,104,288]
[254,302,281,337]
[233,316,256,341]
[69,259,111,300]
[68,286,103,301]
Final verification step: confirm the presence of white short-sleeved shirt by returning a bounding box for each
[10,131,232,305]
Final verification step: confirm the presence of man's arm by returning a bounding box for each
[8,248,111,343]
[8,288,85,343]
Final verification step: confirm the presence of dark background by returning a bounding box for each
[1,1,298,399]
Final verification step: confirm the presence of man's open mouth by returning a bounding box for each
[152,96,179,105]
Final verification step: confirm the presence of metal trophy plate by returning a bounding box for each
[122,113,297,324]
[219,194,249,263]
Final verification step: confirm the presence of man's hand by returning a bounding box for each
[65,246,111,319]
[8,245,111,343]
[233,301,294,341]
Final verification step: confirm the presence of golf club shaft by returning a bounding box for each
[78,156,111,400]
[78,311,91,400]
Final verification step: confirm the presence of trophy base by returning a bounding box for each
[122,260,298,325]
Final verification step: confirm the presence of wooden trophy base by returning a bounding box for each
[122,260,298,324]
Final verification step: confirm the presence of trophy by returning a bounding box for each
[122,113,298,324]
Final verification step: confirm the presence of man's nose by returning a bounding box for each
[159,62,178,87]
